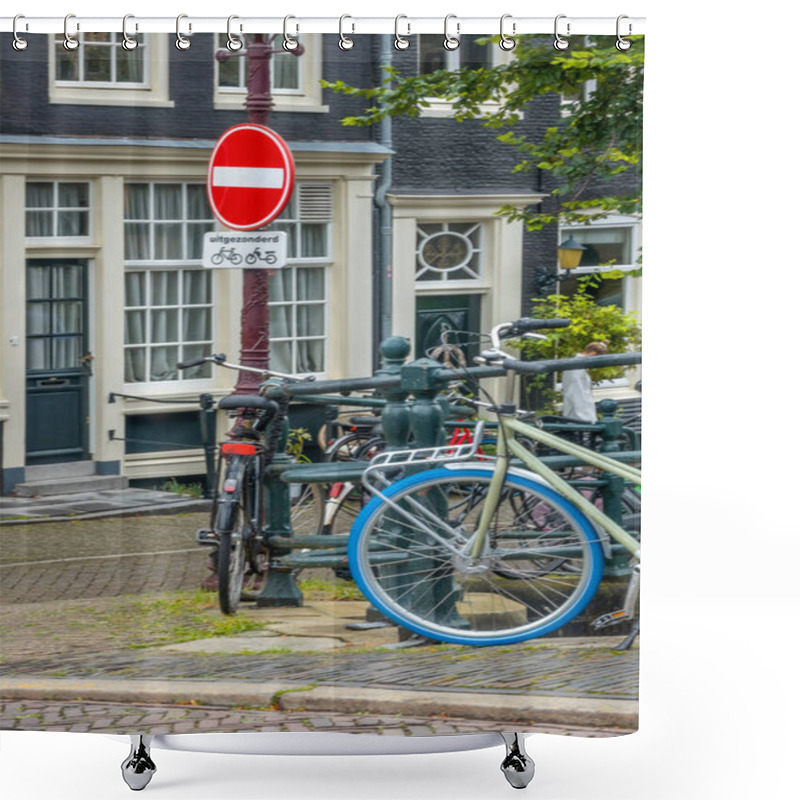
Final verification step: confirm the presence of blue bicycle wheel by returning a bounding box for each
[349,466,604,646]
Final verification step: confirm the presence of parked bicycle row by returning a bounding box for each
[177,317,641,647]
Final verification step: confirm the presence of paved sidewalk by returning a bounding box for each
[0,487,209,524]
[1,509,639,735]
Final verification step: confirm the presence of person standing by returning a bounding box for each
[561,342,608,422]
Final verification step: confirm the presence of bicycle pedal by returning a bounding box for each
[592,609,631,629]
[195,528,219,546]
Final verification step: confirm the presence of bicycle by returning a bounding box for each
[177,353,315,614]
[347,318,642,646]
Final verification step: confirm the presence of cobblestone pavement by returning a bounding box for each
[2,646,637,700]
[0,514,208,604]
[0,699,624,737]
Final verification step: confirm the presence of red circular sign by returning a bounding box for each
[207,124,295,231]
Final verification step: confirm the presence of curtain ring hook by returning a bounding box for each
[121,14,138,51]
[499,14,516,51]
[616,15,632,51]
[553,14,570,51]
[443,14,459,51]
[226,15,244,52]
[63,13,79,51]
[175,14,191,50]
[339,15,354,50]
[12,15,29,51]
[394,15,410,51]
[283,15,300,51]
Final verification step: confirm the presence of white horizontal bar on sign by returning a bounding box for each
[212,167,284,190]
[0,16,647,35]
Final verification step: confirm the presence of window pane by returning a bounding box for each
[186,185,210,220]
[297,305,324,337]
[273,54,300,90]
[58,211,88,237]
[151,310,178,343]
[26,303,50,335]
[269,270,293,302]
[27,267,50,299]
[461,36,492,70]
[55,47,79,81]
[26,211,53,237]
[84,45,112,82]
[58,183,89,208]
[125,310,146,345]
[26,183,53,208]
[297,339,324,373]
[571,227,632,266]
[183,270,210,305]
[270,222,296,258]
[125,223,150,260]
[117,46,144,83]
[125,348,147,382]
[151,272,179,305]
[125,184,150,219]
[125,272,147,307]
[183,308,211,341]
[300,224,328,258]
[52,336,81,369]
[154,185,183,220]
[154,223,183,260]
[218,58,241,88]
[419,35,447,74]
[297,268,324,301]
[27,338,49,370]
[53,301,83,334]
[270,341,292,373]
[53,265,82,298]
[150,346,179,381]
[186,222,213,259]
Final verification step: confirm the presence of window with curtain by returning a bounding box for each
[123,183,215,383]
[215,35,301,93]
[266,184,332,374]
[54,33,147,85]
[25,181,90,238]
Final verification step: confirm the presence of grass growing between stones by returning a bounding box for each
[127,590,267,648]
[297,576,363,602]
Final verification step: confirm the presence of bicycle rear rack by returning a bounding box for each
[361,421,487,501]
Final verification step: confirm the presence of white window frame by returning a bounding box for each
[414,221,486,288]
[267,183,333,377]
[213,34,327,114]
[49,33,173,108]
[123,182,216,389]
[24,180,93,246]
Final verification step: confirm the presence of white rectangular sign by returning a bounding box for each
[202,231,288,269]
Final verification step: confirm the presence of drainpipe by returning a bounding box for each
[374,35,394,350]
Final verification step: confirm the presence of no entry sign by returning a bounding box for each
[207,124,295,231]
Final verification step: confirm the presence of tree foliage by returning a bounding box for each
[323,35,643,230]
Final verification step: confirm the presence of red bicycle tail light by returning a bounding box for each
[221,443,257,455]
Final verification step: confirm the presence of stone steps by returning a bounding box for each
[12,474,128,497]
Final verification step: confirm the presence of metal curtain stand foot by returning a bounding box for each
[121,735,156,791]
[500,733,535,789]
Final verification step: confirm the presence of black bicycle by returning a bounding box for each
[177,354,315,614]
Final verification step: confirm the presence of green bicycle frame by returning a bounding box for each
[469,413,642,561]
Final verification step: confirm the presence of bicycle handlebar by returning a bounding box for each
[176,353,316,384]
[499,318,571,338]
[499,352,642,375]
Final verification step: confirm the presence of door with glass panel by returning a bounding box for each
[25,259,91,464]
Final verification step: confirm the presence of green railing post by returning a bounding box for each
[375,336,412,450]
[257,395,303,607]
[198,393,216,500]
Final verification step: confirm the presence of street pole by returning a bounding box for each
[215,34,303,393]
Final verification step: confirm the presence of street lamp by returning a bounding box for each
[557,235,586,280]
[214,33,304,393]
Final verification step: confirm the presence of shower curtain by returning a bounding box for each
[0,19,643,783]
